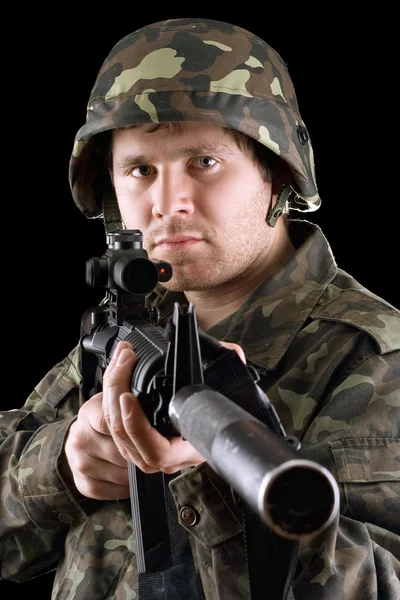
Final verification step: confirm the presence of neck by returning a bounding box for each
[185,284,255,332]
[186,222,295,331]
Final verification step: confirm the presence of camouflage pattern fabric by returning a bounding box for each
[1,220,399,599]
[69,18,320,232]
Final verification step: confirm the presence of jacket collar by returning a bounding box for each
[153,220,337,373]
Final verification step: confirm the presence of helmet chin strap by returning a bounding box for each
[266,184,296,227]
[102,192,125,233]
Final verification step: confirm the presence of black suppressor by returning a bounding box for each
[169,384,340,540]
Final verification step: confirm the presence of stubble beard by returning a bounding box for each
[158,245,230,292]
[146,184,272,292]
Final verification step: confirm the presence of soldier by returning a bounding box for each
[1,17,399,600]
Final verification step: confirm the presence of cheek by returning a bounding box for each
[114,188,149,229]
[199,181,246,221]
[217,190,266,229]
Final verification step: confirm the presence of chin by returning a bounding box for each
[160,277,206,292]
[158,260,225,291]
[161,279,191,292]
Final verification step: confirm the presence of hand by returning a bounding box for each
[62,393,130,500]
[61,338,246,499]
[101,341,205,476]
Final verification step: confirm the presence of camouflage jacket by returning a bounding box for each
[1,220,399,599]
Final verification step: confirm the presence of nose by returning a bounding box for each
[151,169,195,218]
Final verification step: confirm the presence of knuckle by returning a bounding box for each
[103,413,112,428]
[139,462,158,474]
[80,480,103,500]
[104,378,122,391]
[161,465,180,475]
[146,452,171,471]
[72,455,87,474]
[68,433,86,457]
[111,423,128,439]
[117,446,132,462]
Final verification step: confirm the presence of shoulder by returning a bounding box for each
[310,269,400,355]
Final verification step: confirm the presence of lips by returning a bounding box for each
[154,235,203,251]
[155,235,202,245]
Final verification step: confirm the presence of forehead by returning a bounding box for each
[111,123,243,157]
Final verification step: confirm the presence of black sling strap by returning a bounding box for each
[137,471,205,600]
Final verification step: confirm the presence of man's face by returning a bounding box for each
[111,123,276,292]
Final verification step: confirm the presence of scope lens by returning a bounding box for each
[121,258,159,293]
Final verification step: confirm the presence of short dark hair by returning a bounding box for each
[224,128,291,185]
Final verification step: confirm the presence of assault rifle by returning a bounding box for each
[80,229,339,574]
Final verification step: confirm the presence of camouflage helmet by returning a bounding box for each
[69,18,321,231]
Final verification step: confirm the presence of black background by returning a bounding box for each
[2,6,397,597]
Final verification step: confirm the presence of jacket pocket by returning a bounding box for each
[329,437,400,532]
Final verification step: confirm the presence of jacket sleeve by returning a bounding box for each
[294,348,400,599]
[0,345,89,582]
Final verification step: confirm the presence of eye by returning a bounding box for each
[131,165,154,178]
[194,156,217,169]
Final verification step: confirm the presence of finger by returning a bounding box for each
[67,415,128,470]
[157,436,206,473]
[102,343,136,438]
[118,392,171,468]
[74,472,130,500]
[219,341,246,364]
[103,341,204,472]
[88,410,110,437]
[82,394,111,436]
[102,344,159,466]
[103,340,135,379]
[118,394,206,473]
[72,453,129,487]
[83,427,128,468]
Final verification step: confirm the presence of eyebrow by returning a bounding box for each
[112,141,238,171]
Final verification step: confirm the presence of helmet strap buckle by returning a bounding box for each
[266,184,295,227]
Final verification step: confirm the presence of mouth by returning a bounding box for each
[154,236,203,251]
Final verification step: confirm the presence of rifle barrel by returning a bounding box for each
[169,385,339,539]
